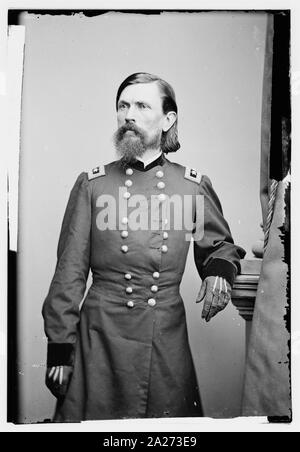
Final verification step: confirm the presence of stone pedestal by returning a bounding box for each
[231,259,262,349]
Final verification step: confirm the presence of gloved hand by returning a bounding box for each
[45,365,73,398]
[196,276,232,322]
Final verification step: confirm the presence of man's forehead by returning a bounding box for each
[119,82,162,103]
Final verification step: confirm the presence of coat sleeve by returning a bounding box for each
[193,175,246,286]
[42,172,91,367]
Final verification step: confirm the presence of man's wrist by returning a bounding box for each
[202,258,237,286]
[46,343,75,367]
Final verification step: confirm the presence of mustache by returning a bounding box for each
[115,123,145,140]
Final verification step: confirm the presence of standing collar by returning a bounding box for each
[136,150,162,168]
[128,152,167,172]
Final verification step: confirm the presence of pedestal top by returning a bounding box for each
[232,259,262,321]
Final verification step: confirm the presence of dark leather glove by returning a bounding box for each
[45,365,73,399]
[196,276,232,322]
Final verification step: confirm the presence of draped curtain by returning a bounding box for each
[242,11,291,419]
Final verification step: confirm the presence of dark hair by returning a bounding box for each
[116,72,180,153]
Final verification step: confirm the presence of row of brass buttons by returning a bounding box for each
[122,166,169,309]
[127,298,157,308]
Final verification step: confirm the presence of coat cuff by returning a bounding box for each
[47,343,75,367]
[202,258,238,287]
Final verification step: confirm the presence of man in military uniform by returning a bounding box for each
[42,72,245,421]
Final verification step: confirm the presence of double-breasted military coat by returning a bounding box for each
[42,152,245,422]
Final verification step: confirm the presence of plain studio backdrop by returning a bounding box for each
[17,11,266,423]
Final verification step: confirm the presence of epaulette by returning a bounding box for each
[184,167,202,184]
[88,165,106,181]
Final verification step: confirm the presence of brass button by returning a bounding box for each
[126,168,133,176]
[127,300,134,308]
[161,245,168,253]
[126,287,133,294]
[163,231,168,239]
[153,272,160,279]
[157,181,165,189]
[158,193,166,202]
[121,245,128,253]
[156,170,164,178]
[151,285,158,293]
[121,217,128,225]
[123,192,131,199]
[148,298,156,307]
[124,273,132,280]
[125,180,133,187]
[121,230,129,238]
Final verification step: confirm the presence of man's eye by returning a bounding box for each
[138,103,148,109]
[118,104,127,110]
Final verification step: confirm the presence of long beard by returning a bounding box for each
[113,123,161,166]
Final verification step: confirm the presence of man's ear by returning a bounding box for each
[162,111,177,132]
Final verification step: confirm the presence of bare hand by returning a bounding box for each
[46,365,73,398]
[196,276,231,322]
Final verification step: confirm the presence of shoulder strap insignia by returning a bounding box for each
[184,167,201,184]
[88,165,106,181]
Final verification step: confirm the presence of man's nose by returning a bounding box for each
[125,105,136,122]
